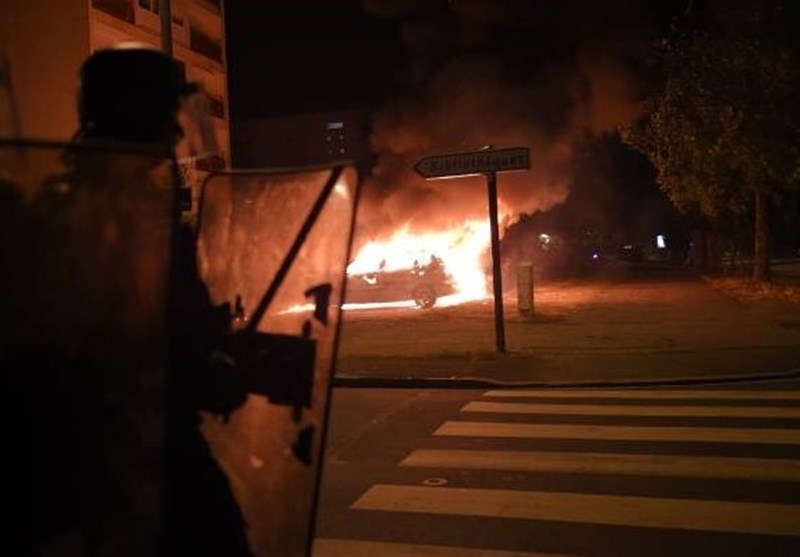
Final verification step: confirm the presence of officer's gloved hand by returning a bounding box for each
[201,350,248,422]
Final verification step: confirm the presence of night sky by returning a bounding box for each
[225,0,687,241]
[226,0,681,118]
[226,0,404,118]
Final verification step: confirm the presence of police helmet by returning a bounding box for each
[77,44,198,145]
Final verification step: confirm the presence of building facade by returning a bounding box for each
[231,109,372,169]
[1,0,229,165]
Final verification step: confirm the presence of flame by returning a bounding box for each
[346,218,493,308]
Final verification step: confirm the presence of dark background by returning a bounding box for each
[226,0,403,119]
[225,0,683,118]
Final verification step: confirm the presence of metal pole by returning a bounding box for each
[486,171,506,354]
[159,0,173,55]
[517,261,533,316]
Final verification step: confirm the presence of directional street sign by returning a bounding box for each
[412,146,532,355]
[414,146,530,180]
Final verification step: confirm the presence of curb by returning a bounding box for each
[331,368,800,390]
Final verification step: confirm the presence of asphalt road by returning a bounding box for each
[313,379,800,556]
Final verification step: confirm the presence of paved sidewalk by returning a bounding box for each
[334,267,800,387]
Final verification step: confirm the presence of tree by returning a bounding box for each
[622,0,799,281]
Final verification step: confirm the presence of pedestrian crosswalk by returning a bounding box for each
[434,420,800,444]
[351,483,798,536]
[314,386,800,556]
[399,449,800,481]
[460,400,800,418]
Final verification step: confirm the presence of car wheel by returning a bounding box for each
[412,285,437,309]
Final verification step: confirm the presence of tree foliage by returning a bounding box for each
[622,0,799,279]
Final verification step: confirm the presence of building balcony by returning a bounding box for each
[92,0,134,24]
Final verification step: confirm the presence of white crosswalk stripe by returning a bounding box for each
[482,389,800,401]
[461,400,800,418]
[400,449,800,481]
[352,484,799,536]
[315,388,800,556]
[434,420,800,444]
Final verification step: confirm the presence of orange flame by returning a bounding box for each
[346,218,494,308]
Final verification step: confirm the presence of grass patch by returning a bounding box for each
[514,312,569,325]
[706,275,800,304]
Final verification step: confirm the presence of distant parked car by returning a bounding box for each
[346,256,456,309]
[619,244,644,263]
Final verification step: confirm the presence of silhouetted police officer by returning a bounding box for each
[23,44,251,556]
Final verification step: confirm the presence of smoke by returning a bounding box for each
[356,0,661,241]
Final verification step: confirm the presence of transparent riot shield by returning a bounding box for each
[195,164,361,557]
[0,140,174,555]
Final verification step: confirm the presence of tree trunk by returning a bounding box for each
[753,189,770,282]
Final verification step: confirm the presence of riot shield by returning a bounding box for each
[0,140,174,555]
[195,164,361,557]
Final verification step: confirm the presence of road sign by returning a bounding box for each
[413,146,532,354]
[414,147,530,180]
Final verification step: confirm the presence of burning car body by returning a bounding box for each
[345,255,456,309]
[343,220,494,310]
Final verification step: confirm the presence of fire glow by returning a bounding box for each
[344,218,493,310]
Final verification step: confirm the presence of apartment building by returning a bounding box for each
[1,0,229,166]
[231,109,372,169]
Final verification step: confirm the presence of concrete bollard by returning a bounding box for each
[517,261,534,316]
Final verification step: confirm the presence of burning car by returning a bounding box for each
[345,255,456,309]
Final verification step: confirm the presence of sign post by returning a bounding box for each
[486,170,506,353]
[414,146,530,355]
